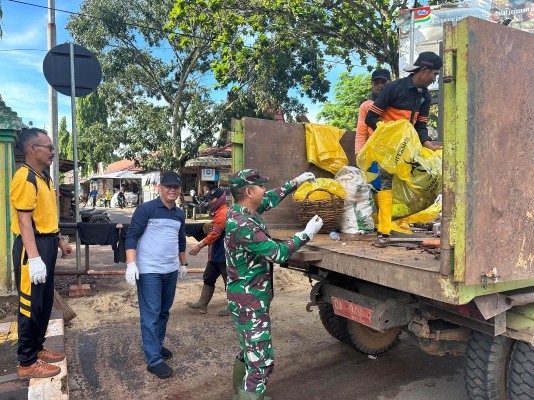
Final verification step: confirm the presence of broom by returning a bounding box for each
[53,289,77,323]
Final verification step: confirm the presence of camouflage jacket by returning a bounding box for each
[225,180,309,315]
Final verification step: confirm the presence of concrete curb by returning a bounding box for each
[0,310,68,400]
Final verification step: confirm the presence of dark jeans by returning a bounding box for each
[136,271,178,366]
[104,199,111,208]
[203,261,227,287]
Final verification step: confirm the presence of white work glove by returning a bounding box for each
[303,215,323,240]
[295,172,316,186]
[178,264,188,279]
[125,262,139,286]
[28,257,47,285]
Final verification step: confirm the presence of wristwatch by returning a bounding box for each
[58,234,66,241]
[182,263,188,267]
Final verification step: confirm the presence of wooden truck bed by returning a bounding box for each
[271,230,449,302]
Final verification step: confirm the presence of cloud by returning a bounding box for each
[0,15,47,47]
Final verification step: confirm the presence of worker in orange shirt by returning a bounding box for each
[186,188,230,316]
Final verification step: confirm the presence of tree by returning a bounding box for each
[199,0,449,78]
[317,73,371,129]
[75,89,114,176]
[58,116,72,160]
[67,0,330,171]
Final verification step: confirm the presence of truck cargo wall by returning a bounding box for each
[236,118,356,230]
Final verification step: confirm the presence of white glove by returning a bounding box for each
[295,172,316,185]
[28,257,47,285]
[303,215,323,240]
[125,262,139,286]
[178,264,188,279]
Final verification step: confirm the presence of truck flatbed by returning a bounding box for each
[271,230,447,302]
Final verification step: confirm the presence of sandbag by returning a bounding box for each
[334,166,374,234]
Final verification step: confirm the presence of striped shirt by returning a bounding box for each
[125,197,186,274]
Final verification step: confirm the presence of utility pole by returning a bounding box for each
[48,0,59,214]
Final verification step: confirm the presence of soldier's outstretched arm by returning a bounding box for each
[257,173,315,214]
[242,227,309,264]
[257,179,298,214]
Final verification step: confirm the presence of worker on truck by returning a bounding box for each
[356,68,391,192]
[365,51,442,241]
[225,169,323,400]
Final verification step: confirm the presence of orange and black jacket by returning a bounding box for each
[365,74,432,144]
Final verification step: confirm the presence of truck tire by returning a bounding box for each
[318,303,352,344]
[508,340,534,399]
[464,331,513,400]
[346,320,401,355]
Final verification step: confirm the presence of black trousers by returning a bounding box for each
[13,234,58,366]
[203,261,227,287]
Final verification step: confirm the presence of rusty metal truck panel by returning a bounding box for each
[443,17,534,285]
[235,117,355,230]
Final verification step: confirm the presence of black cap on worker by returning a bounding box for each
[371,68,391,81]
[204,188,225,200]
[161,171,182,186]
[404,52,443,72]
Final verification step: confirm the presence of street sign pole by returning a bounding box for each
[69,42,82,284]
[47,0,59,221]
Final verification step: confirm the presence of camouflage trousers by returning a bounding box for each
[231,308,274,394]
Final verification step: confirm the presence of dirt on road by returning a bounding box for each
[59,261,466,400]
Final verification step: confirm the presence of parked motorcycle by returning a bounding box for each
[186,192,211,219]
[79,208,113,223]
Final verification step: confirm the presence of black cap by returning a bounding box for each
[404,52,443,72]
[161,171,181,186]
[204,188,225,200]
[371,68,390,81]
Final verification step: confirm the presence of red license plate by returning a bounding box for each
[331,297,374,327]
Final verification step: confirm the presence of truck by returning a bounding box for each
[229,17,534,400]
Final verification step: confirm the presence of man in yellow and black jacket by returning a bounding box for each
[10,128,73,379]
[365,52,442,240]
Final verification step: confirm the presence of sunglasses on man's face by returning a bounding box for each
[27,143,55,152]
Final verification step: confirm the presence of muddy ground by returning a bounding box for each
[9,208,468,399]
[53,242,467,400]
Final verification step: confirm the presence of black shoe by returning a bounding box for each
[160,347,173,360]
[147,362,173,379]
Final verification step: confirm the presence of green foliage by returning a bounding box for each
[197,0,451,78]
[67,0,330,171]
[58,116,73,160]
[75,89,114,176]
[317,73,372,130]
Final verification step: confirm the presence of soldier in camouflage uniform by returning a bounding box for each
[225,169,324,400]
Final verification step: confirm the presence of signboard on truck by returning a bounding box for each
[397,0,534,90]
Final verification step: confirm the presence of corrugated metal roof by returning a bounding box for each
[87,171,142,179]
[185,157,232,167]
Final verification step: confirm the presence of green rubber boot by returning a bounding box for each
[186,284,214,313]
[232,358,246,400]
[236,389,272,400]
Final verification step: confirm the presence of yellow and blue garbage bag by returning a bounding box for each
[356,119,442,219]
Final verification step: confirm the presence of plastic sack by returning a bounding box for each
[357,120,442,218]
[408,194,442,224]
[335,166,374,234]
[294,178,347,201]
[305,123,349,176]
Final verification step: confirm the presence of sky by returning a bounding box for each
[0,0,369,133]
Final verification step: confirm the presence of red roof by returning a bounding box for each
[198,143,233,157]
[104,159,141,174]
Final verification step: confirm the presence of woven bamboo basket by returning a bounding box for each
[292,188,344,234]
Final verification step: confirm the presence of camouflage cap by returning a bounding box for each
[228,169,269,189]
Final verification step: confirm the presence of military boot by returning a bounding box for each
[232,358,246,400]
[236,389,272,400]
[186,284,215,313]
